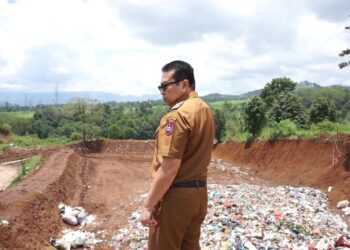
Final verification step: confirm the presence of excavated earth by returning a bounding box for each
[0,138,349,249]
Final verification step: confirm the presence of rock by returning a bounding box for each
[337,200,349,209]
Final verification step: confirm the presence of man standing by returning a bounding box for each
[140,60,215,249]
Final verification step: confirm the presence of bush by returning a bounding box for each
[11,118,33,135]
[295,129,320,140]
[0,123,11,135]
[71,131,83,141]
[310,120,350,134]
[0,144,10,152]
[232,132,254,142]
[259,120,298,140]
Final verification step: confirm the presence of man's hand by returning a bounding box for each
[140,207,157,227]
[140,157,181,227]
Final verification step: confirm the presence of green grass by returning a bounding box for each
[9,155,42,187]
[231,132,253,142]
[310,120,350,135]
[0,111,34,119]
[209,99,247,109]
[257,120,350,141]
[11,134,73,148]
[0,144,11,152]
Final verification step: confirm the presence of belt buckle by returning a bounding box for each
[196,180,199,189]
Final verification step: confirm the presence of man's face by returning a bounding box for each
[159,70,183,106]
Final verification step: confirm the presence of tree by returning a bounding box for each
[213,109,226,142]
[268,92,308,128]
[123,127,137,139]
[33,106,62,138]
[259,77,308,128]
[244,97,266,137]
[63,98,101,142]
[339,17,349,69]
[310,97,336,123]
[260,77,297,104]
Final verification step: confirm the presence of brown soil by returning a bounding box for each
[213,138,350,207]
[0,138,349,249]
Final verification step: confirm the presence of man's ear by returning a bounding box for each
[182,79,190,91]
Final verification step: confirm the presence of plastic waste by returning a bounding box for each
[337,200,349,209]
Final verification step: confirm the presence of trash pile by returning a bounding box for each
[112,184,350,249]
[58,203,96,227]
[338,200,350,217]
[211,159,250,176]
[51,203,101,250]
[50,230,102,250]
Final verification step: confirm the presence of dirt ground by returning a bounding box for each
[0,138,349,249]
[0,164,18,191]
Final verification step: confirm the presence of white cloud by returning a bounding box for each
[0,0,348,97]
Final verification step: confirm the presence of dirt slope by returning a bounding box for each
[213,138,350,207]
[0,148,83,249]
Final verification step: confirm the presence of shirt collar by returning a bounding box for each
[170,91,198,110]
[189,91,198,99]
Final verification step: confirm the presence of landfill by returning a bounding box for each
[111,184,350,249]
[58,203,96,227]
[51,230,102,250]
[51,203,100,250]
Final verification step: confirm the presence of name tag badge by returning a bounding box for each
[165,120,175,136]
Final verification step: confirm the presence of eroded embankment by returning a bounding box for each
[0,149,84,249]
[213,139,350,207]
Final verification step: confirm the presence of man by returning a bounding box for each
[140,60,215,249]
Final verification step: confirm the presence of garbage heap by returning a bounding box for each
[112,184,350,249]
[51,203,101,250]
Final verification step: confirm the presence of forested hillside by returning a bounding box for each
[0,78,349,147]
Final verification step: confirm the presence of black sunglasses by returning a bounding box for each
[158,81,178,92]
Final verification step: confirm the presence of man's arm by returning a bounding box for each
[140,156,181,227]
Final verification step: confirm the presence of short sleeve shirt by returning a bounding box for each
[151,91,215,183]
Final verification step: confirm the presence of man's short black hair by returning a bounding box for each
[162,60,196,90]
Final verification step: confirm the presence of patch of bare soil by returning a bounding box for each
[213,137,350,207]
[0,165,18,190]
[0,138,349,249]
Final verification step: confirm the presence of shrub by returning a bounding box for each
[259,120,297,140]
[232,132,254,142]
[310,120,350,134]
[0,144,10,152]
[71,131,83,141]
[0,123,11,135]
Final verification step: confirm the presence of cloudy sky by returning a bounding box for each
[0,0,349,96]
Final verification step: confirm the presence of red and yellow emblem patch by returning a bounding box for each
[165,119,175,136]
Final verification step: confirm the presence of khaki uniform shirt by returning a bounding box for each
[151,91,215,183]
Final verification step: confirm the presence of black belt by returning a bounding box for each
[171,180,207,188]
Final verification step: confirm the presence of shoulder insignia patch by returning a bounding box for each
[170,101,184,111]
[165,119,176,136]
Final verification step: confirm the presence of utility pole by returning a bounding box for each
[55,83,59,106]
